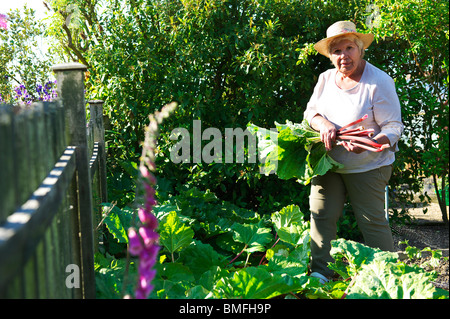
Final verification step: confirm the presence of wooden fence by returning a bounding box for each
[0,63,107,299]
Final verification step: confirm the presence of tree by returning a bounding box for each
[0,6,57,104]
[365,0,449,223]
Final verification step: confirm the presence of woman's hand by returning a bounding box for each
[310,115,337,151]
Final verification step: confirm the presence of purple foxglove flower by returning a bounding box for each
[139,245,160,268]
[139,227,158,247]
[138,207,158,228]
[140,269,157,283]
[139,165,150,178]
[128,228,143,256]
[135,284,154,299]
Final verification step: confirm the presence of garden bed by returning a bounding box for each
[392,201,449,291]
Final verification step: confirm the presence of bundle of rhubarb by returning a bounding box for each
[336,114,390,152]
[247,114,390,185]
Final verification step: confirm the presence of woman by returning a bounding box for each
[304,21,404,283]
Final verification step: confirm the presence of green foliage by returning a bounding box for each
[231,220,273,254]
[209,266,307,299]
[329,238,399,279]
[248,120,343,184]
[95,193,448,299]
[365,0,449,221]
[0,6,57,103]
[94,252,137,298]
[101,204,135,244]
[328,239,448,299]
[45,0,368,213]
[400,239,447,269]
[159,211,195,260]
[271,205,310,247]
[347,260,437,299]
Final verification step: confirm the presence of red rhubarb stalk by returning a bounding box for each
[337,114,368,132]
[346,141,384,152]
[337,140,389,152]
[337,134,383,148]
[339,129,375,137]
[337,126,365,135]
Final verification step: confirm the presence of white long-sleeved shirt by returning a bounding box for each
[303,61,404,174]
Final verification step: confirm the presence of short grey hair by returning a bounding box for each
[328,34,365,58]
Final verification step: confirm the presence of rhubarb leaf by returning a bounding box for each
[231,220,273,253]
[329,238,398,278]
[101,204,134,244]
[271,204,304,229]
[159,211,194,254]
[248,120,343,185]
[275,126,310,180]
[277,224,310,247]
[178,240,228,280]
[347,260,437,299]
[211,267,306,299]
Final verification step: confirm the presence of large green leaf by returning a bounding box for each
[274,127,310,180]
[306,142,344,184]
[271,205,310,247]
[271,204,304,229]
[210,267,305,299]
[247,124,280,175]
[277,224,310,247]
[231,220,273,253]
[102,204,135,244]
[152,262,196,299]
[178,240,228,280]
[347,260,437,299]
[329,238,399,277]
[264,255,308,278]
[159,211,194,255]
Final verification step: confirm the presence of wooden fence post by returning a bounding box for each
[52,62,96,299]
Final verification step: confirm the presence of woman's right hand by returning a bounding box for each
[310,115,337,151]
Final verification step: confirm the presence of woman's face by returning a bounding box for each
[329,39,362,76]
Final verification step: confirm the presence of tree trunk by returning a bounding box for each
[433,174,449,225]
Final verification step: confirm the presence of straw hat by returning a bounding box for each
[314,21,374,58]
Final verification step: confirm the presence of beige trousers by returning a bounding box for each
[309,165,394,277]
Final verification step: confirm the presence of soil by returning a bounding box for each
[390,192,449,291]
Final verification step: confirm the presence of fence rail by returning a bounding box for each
[0,63,106,299]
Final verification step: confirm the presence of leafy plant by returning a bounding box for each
[366,0,449,223]
[209,267,307,299]
[0,6,57,104]
[159,211,195,262]
[230,220,273,266]
[346,260,437,299]
[101,203,134,245]
[329,239,447,299]
[95,189,448,299]
[248,119,345,184]
[400,240,447,269]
